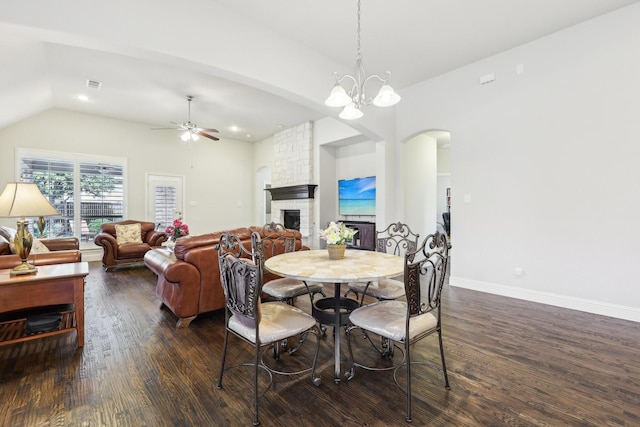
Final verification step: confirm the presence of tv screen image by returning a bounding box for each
[338,176,376,215]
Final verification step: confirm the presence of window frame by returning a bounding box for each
[15,147,128,248]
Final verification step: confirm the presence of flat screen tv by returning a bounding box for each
[338,176,376,215]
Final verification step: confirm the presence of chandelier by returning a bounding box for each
[324,0,401,120]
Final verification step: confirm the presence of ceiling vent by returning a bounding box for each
[86,79,102,90]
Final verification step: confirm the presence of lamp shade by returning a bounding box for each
[373,84,401,107]
[0,182,60,218]
[181,131,199,142]
[325,84,352,108]
[339,102,364,120]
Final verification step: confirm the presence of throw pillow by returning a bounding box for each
[32,238,50,253]
[115,223,143,245]
[8,237,50,254]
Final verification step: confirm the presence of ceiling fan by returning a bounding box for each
[152,95,219,142]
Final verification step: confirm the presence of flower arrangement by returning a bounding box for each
[166,219,189,240]
[319,221,358,246]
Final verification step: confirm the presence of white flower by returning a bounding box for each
[319,221,358,245]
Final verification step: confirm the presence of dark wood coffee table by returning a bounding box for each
[0,262,89,347]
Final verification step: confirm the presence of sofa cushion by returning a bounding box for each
[0,235,10,255]
[0,226,16,241]
[9,237,52,254]
[117,242,151,259]
[115,223,143,245]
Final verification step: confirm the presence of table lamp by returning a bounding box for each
[0,182,60,276]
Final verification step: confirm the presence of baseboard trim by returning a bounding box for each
[449,276,640,323]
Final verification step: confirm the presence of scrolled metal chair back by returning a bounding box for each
[218,232,262,322]
[377,221,420,261]
[404,231,450,317]
[252,223,296,268]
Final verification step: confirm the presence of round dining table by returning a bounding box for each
[264,249,404,383]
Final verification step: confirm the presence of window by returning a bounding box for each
[17,148,127,245]
[154,185,177,230]
[147,174,184,232]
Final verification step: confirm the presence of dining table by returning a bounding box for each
[264,249,404,383]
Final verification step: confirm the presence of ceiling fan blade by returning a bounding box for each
[197,131,220,141]
[199,128,219,133]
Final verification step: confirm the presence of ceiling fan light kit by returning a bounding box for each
[325,0,400,120]
[151,95,219,145]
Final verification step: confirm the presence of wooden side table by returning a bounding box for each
[0,262,89,347]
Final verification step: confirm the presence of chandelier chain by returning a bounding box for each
[356,0,361,59]
[324,0,400,118]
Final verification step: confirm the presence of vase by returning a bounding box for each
[327,244,346,260]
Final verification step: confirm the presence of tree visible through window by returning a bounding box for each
[18,150,126,243]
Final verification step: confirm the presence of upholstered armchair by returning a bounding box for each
[94,220,167,271]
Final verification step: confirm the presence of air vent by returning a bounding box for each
[86,79,102,90]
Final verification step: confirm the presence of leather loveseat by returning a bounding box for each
[0,226,81,270]
[94,220,167,271]
[143,226,307,328]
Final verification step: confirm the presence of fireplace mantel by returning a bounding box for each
[266,184,317,201]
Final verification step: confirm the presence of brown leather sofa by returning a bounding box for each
[0,226,81,269]
[94,220,167,271]
[144,226,307,328]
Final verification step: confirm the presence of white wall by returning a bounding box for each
[253,135,274,226]
[335,141,377,221]
[396,5,640,321]
[403,134,438,240]
[0,109,255,236]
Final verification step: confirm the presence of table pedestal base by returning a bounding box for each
[312,289,360,383]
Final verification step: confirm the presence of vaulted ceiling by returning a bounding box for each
[1,0,636,142]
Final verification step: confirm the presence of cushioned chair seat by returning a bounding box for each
[117,243,152,258]
[349,300,437,342]
[229,302,318,343]
[261,278,324,300]
[347,278,405,301]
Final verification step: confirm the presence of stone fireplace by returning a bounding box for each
[268,122,315,246]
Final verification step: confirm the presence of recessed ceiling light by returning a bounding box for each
[246,134,252,139]
[230,126,239,132]
[77,95,89,102]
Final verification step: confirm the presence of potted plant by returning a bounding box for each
[319,221,358,260]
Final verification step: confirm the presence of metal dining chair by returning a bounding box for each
[345,231,451,423]
[345,221,420,357]
[346,221,420,304]
[216,232,322,426]
[253,222,325,307]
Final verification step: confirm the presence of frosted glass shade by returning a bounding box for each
[373,84,401,107]
[325,84,352,107]
[339,102,364,120]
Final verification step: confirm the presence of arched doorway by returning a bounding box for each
[402,130,451,239]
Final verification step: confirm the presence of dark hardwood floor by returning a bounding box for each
[1,261,639,426]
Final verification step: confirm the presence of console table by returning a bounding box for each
[342,221,376,251]
[0,262,89,347]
